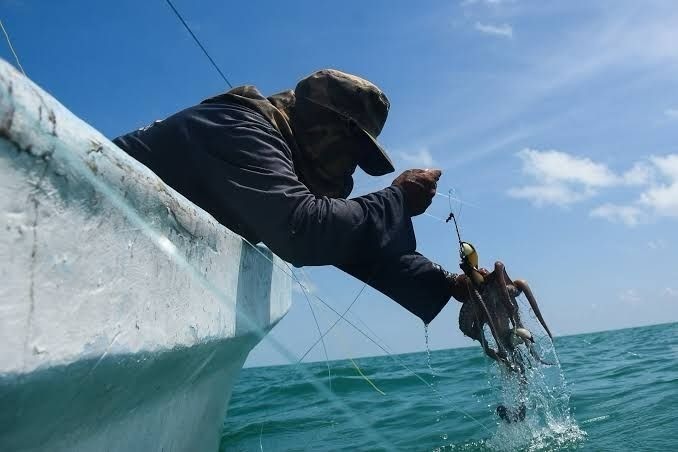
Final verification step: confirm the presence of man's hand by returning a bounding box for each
[391,169,441,216]
[448,273,472,303]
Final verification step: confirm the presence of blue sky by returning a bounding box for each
[2,0,677,367]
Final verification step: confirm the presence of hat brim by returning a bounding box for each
[355,128,395,176]
[297,96,395,176]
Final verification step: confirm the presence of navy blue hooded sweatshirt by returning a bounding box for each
[113,98,452,323]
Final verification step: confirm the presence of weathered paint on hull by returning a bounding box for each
[0,58,291,451]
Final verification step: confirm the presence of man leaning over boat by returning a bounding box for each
[113,69,472,324]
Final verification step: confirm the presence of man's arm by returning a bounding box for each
[196,107,415,266]
[196,106,461,322]
[337,253,460,324]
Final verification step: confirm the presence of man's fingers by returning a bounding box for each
[426,169,442,180]
[423,169,441,193]
[392,168,443,216]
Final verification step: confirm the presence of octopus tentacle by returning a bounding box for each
[471,287,507,357]
[514,279,553,339]
[494,262,521,329]
[458,301,480,341]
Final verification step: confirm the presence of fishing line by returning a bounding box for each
[348,311,395,354]
[288,265,333,391]
[253,245,490,428]
[163,0,233,88]
[3,88,390,447]
[298,268,388,396]
[435,189,479,209]
[284,187,493,430]
[304,293,491,432]
[239,238,492,434]
[296,275,369,363]
[156,3,491,434]
[164,0,377,385]
[349,358,386,395]
[0,18,26,75]
[0,0,491,444]
[296,274,385,397]
[422,212,448,222]
[449,188,463,220]
[422,189,471,223]
[157,0,402,442]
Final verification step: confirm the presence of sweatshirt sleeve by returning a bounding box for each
[193,105,452,323]
[196,107,416,267]
[337,253,453,324]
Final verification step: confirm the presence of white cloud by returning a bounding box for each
[590,154,678,223]
[397,148,437,168]
[509,149,678,223]
[638,154,678,218]
[650,154,678,179]
[507,149,619,207]
[508,183,593,207]
[664,108,678,120]
[517,148,619,187]
[639,184,678,217]
[474,22,513,38]
[622,162,653,186]
[589,203,643,227]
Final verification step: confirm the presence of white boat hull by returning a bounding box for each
[0,59,291,451]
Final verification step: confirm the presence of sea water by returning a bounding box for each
[221,322,677,451]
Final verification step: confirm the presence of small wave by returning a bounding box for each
[581,415,609,425]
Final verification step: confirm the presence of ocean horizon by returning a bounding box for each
[222,321,677,451]
[243,321,677,370]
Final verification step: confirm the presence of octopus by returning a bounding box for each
[456,248,555,423]
[456,246,553,373]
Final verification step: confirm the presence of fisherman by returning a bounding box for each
[113,69,472,324]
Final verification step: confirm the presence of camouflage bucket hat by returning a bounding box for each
[294,69,395,176]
